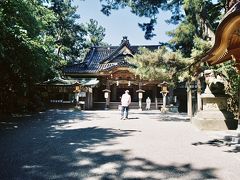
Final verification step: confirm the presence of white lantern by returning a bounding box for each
[104,92,109,99]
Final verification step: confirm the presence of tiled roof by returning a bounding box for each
[38,77,99,86]
[64,37,160,74]
[39,77,78,86]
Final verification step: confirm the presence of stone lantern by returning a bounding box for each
[102,89,111,110]
[73,82,81,105]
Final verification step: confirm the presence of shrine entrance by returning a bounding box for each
[110,84,138,102]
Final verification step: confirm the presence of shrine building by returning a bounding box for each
[39,37,187,111]
[62,37,187,111]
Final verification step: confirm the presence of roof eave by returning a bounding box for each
[201,2,240,65]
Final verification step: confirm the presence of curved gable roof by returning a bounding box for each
[201,1,240,72]
[64,37,160,74]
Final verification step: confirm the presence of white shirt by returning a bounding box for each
[121,93,131,107]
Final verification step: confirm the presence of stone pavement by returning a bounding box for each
[0,109,240,180]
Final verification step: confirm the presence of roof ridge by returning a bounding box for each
[99,41,134,64]
[86,47,96,66]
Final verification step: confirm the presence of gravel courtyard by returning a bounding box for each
[0,109,239,180]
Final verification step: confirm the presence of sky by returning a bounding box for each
[73,0,177,46]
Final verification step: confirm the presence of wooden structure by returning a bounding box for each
[202,1,240,72]
[202,0,240,118]
[193,0,240,129]
[64,37,187,110]
[37,77,99,109]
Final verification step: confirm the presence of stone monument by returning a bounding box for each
[192,70,238,130]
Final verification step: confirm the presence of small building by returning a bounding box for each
[37,77,99,109]
[63,37,187,111]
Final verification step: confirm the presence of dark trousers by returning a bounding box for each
[121,106,129,118]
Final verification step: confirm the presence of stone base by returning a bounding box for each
[193,93,238,130]
[168,105,179,113]
[74,106,82,111]
[192,118,238,130]
[192,110,238,130]
[161,107,169,113]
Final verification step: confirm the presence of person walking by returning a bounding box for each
[121,90,131,120]
[146,97,151,110]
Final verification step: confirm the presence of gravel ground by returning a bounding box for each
[0,109,239,180]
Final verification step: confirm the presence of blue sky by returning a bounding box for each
[73,0,177,46]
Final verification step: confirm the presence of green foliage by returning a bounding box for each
[191,36,212,59]
[48,1,107,64]
[167,21,196,56]
[0,0,57,113]
[100,0,238,113]
[99,0,225,40]
[99,0,225,51]
[127,47,191,86]
[49,0,88,63]
[100,0,184,39]
[0,0,106,113]
[85,19,106,47]
[214,62,240,114]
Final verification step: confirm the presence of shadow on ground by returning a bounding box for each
[157,113,190,122]
[192,138,240,153]
[128,111,190,122]
[0,110,217,179]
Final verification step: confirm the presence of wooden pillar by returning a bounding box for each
[197,79,202,111]
[169,87,174,104]
[186,81,193,118]
[238,90,240,131]
[138,81,142,89]
[112,84,117,101]
[88,87,93,109]
[154,85,158,110]
[133,84,137,101]
[106,80,110,108]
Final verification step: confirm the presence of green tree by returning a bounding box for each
[213,62,240,115]
[0,0,57,113]
[99,0,225,51]
[85,19,106,47]
[0,0,107,113]
[48,1,106,63]
[100,0,184,39]
[166,0,224,56]
[128,47,191,86]
[48,0,87,64]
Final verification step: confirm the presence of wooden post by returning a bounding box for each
[238,85,240,121]
[197,79,202,111]
[112,84,117,101]
[154,85,158,110]
[106,80,110,108]
[186,81,192,118]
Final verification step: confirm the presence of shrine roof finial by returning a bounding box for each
[121,36,130,45]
